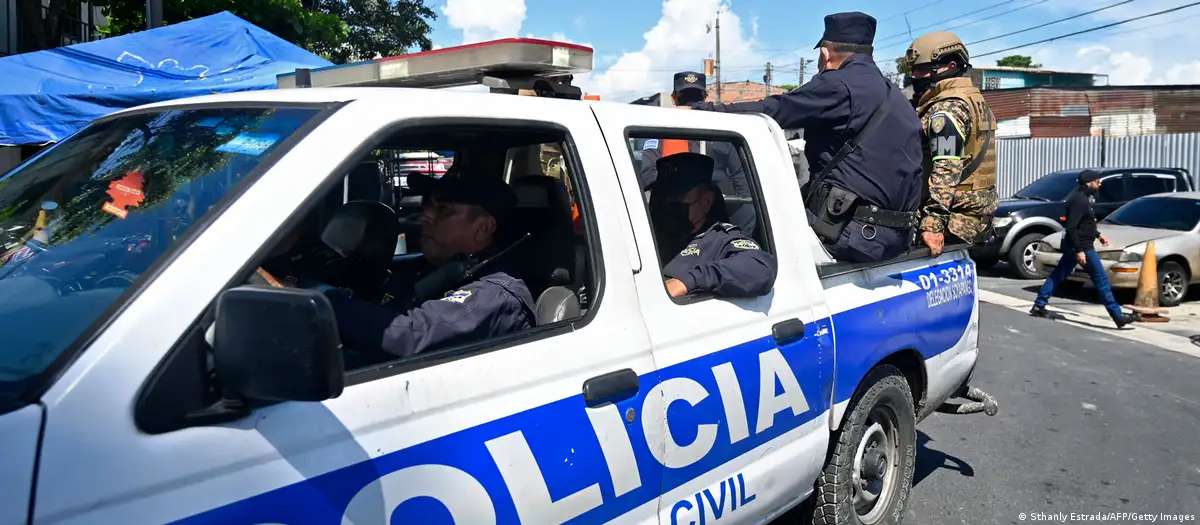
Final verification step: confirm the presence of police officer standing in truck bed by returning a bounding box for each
[690,11,924,264]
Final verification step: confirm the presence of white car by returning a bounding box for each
[0,39,990,525]
[1033,192,1200,306]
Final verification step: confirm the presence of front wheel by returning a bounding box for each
[1157,261,1190,307]
[813,365,917,525]
[1007,233,1048,280]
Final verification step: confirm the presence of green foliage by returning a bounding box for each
[95,0,435,64]
[776,84,799,91]
[996,55,1042,68]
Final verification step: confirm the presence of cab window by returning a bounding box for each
[622,130,776,300]
[135,123,601,433]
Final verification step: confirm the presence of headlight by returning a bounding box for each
[992,216,1014,228]
[1099,250,1143,262]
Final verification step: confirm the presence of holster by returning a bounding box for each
[807,183,860,243]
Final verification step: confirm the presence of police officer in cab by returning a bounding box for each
[690,12,924,264]
[638,71,756,236]
[905,31,999,257]
[323,175,536,359]
[648,152,777,298]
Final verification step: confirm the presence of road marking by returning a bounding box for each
[977,289,1200,360]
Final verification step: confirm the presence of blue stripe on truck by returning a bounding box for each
[173,260,975,524]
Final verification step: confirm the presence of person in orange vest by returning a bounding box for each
[636,71,757,235]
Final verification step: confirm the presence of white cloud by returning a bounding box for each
[1001,0,1200,86]
[580,0,766,102]
[441,0,527,44]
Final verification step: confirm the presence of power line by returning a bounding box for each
[877,0,952,23]
[972,1,1200,59]
[874,0,1021,46]
[875,0,1053,51]
[967,0,1136,46]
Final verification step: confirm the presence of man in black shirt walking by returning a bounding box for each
[1031,170,1140,327]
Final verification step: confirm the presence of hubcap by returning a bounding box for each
[852,407,901,524]
[1023,244,1037,273]
[1161,271,1186,301]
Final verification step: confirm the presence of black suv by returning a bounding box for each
[971,167,1194,279]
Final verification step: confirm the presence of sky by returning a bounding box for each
[426,0,1200,102]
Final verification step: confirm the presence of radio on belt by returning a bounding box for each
[277,38,593,99]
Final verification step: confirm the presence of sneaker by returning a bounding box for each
[1030,305,1049,318]
[1114,312,1141,328]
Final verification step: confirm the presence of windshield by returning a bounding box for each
[0,106,321,402]
[1103,196,1200,231]
[1013,171,1080,201]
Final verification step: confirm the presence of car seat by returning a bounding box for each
[509,176,579,325]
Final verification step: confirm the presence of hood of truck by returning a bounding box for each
[0,403,43,525]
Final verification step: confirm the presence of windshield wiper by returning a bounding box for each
[1016,195,1051,202]
[1105,219,1125,226]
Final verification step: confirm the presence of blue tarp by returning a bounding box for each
[0,11,332,146]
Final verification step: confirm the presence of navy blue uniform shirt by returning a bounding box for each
[663,222,777,297]
[638,140,757,235]
[692,54,924,214]
[325,265,536,359]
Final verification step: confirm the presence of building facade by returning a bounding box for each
[983,85,1200,139]
[1,0,106,57]
[969,66,1100,91]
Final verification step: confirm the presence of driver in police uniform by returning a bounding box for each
[648,152,777,298]
[322,175,536,359]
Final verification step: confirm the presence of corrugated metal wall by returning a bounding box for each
[995,132,1200,197]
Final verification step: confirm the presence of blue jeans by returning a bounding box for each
[1034,247,1125,320]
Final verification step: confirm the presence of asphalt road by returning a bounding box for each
[777,303,1200,524]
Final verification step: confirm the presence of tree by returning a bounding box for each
[776,83,799,92]
[96,0,435,63]
[996,55,1042,68]
[894,57,913,87]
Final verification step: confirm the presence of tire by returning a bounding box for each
[1157,261,1189,307]
[1007,233,1048,280]
[973,257,998,271]
[813,365,917,525]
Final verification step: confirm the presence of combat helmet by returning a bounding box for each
[905,30,969,69]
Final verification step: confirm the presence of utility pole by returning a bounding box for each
[715,11,722,103]
[799,57,807,86]
[764,62,773,96]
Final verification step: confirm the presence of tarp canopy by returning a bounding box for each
[0,11,332,146]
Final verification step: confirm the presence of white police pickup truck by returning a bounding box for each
[0,39,993,525]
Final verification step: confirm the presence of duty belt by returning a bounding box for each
[853,204,916,229]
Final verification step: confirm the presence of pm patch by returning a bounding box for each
[642,139,660,150]
[928,112,965,159]
[441,289,473,304]
[730,239,760,250]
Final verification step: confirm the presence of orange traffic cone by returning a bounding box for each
[1125,240,1169,322]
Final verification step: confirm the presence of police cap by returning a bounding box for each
[673,71,706,95]
[648,152,716,194]
[814,11,877,49]
[427,174,518,224]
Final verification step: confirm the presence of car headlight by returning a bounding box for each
[1099,250,1143,262]
[992,216,1014,228]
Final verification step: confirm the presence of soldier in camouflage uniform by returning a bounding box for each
[905,31,999,257]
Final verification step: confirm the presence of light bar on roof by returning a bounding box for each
[277,38,593,90]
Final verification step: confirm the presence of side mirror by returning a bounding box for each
[213,286,345,402]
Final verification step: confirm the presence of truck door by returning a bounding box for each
[30,97,664,525]
[0,404,41,525]
[592,104,834,524]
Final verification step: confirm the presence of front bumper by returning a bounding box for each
[1030,249,1142,289]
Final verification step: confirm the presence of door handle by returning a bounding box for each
[583,368,640,407]
[772,318,807,346]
